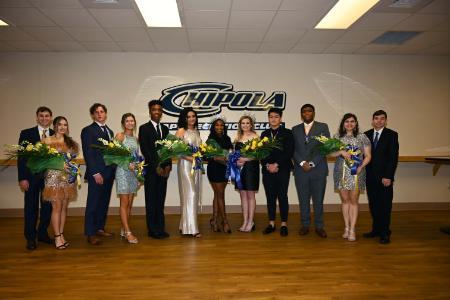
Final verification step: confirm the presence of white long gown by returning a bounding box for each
[177,129,202,235]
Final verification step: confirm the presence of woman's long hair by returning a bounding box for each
[338,113,359,138]
[236,115,256,142]
[177,107,198,130]
[53,116,79,153]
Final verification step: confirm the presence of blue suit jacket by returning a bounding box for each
[81,122,114,179]
[17,126,54,181]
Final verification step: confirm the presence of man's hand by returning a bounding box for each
[93,173,104,185]
[381,178,392,187]
[267,163,279,173]
[302,162,312,172]
[162,166,171,177]
[19,180,29,192]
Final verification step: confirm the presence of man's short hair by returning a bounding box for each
[300,103,315,112]
[89,103,107,115]
[148,99,163,109]
[373,110,387,119]
[36,106,52,116]
[268,107,283,117]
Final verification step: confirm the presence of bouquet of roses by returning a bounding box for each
[199,139,229,159]
[155,134,191,165]
[91,138,132,169]
[4,141,81,185]
[239,136,281,160]
[314,135,346,155]
[314,135,362,175]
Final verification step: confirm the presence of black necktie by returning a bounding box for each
[101,125,110,140]
[156,123,162,140]
[373,132,379,148]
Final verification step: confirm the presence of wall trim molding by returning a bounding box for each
[1,202,449,217]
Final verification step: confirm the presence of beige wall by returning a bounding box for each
[0,52,449,210]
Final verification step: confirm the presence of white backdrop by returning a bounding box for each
[0,52,449,210]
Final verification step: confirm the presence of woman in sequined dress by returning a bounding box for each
[115,113,139,244]
[175,108,203,238]
[331,113,371,242]
[42,116,79,250]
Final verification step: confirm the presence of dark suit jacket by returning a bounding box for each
[18,126,54,181]
[138,121,171,170]
[81,122,114,179]
[292,121,330,176]
[260,127,294,172]
[365,128,399,181]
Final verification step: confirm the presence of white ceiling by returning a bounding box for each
[0,0,448,54]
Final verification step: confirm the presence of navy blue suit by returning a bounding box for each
[81,122,115,236]
[18,126,53,242]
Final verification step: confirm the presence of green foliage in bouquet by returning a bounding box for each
[4,141,65,174]
[201,139,229,159]
[155,134,191,165]
[314,135,346,155]
[90,138,132,169]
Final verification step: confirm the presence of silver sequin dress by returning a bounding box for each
[115,135,139,194]
[333,133,371,191]
[177,129,202,235]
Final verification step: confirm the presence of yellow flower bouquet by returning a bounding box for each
[239,136,281,160]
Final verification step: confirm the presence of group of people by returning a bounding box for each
[17,101,398,251]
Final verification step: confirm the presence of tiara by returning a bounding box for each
[242,112,256,123]
[209,114,227,123]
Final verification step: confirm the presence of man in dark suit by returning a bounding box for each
[261,108,294,236]
[292,104,330,238]
[139,100,171,239]
[364,110,399,244]
[81,103,116,245]
[18,106,54,250]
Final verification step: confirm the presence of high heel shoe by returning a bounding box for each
[54,234,66,250]
[342,227,350,239]
[125,231,138,244]
[210,218,220,232]
[60,232,70,247]
[348,229,356,242]
[222,221,232,234]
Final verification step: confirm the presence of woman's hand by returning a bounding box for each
[341,150,351,160]
[128,162,136,171]
[356,165,363,175]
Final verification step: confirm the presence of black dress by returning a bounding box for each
[235,142,260,191]
[206,134,233,183]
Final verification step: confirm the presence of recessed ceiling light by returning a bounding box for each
[135,0,182,27]
[315,0,380,29]
[0,19,9,26]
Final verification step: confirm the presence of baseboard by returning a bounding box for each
[0,202,449,217]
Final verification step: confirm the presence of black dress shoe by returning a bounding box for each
[160,232,170,238]
[379,236,391,244]
[262,225,276,235]
[280,226,288,237]
[38,235,54,244]
[148,232,163,239]
[299,227,309,236]
[363,231,379,238]
[26,240,37,250]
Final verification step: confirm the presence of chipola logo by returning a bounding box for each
[159,82,286,118]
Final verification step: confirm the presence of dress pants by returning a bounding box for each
[262,170,290,222]
[366,178,393,236]
[294,172,327,228]
[144,169,168,235]
[23,176,52,241]
[84,170,114,236]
